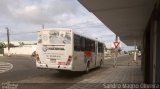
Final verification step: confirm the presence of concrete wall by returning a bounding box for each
[143,5,156,84]
[156,1,160,83]
[4,45,37,55]
[143,1,160,84]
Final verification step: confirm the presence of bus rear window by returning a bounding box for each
[49,31,71,44]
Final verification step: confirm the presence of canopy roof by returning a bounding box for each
[79,0,156,45]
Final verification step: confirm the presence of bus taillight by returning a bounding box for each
[36,54,41,63]
[66,56,72,65]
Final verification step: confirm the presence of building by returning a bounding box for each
[3,41,37,55]
[79,0,160,84]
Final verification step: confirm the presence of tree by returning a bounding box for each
[0,42,6,48]
[18,42,24,47]
[7,43,15,47]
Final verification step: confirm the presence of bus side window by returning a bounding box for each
[85,38,89,51]
[85,39,95,52]
[98,43,103,53]
[91,40,95,52]
[81,37,85,51]
[74,34,81,51]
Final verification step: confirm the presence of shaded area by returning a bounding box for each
[67,56,143,89]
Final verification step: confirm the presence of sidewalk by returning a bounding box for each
[0,55,33,59]
[104,54,129,60]
[67,55,143,89]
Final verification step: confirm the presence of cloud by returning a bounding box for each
[0,0,115,43]
[0,0,100,26]
[1,0,83,24]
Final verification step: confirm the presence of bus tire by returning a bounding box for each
[86,62,90,73]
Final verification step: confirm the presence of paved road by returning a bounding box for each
[0,62,13,74]
[0,55,141,89]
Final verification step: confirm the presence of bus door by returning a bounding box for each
[95,42,98,66]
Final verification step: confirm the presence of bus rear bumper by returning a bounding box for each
[36,63,72,71]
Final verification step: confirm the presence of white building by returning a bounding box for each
[3,41,37,46]
[3,41,37,55]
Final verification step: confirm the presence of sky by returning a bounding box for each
[0,0,133,51]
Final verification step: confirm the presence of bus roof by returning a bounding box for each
[38,28,104,44]
[73,31,104,44]
[38,28,72,32]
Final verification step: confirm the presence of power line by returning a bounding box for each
[0,34,6,40]
[72,24,105,29]
[10,31,36,35]
[7,25,105,35]
[0,24,113,43]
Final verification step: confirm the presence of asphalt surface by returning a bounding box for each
[0,55,141,89]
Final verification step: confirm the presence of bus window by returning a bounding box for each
[98,43,103,53]
[49,31,71,44]
[64,32,71,44]
[74,34,81,51]
[91,41,95,52]
[85,39,95,52]
[81,37,86,51]
[85,38,90,51]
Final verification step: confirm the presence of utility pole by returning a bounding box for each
[6,27,10,56]
[115,35,118,42]
[113,35,119,68]
[134,40,137,61]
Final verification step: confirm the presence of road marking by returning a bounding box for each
[0,62,13,74]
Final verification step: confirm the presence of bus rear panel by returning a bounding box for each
[36,29,73,71]
[36,28,104,72]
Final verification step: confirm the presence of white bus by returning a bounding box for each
[35,28,104,72]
